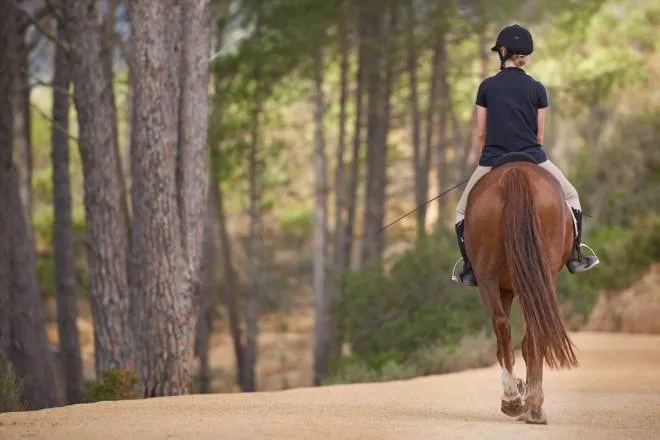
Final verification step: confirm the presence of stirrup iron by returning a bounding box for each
[578,242,600,270]
[451,258,463,283]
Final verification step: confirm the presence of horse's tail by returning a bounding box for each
[501,167,578,369]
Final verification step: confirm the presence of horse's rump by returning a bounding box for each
[499,166,578,369]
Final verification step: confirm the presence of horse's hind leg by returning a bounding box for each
[522,332,548,424]
[481,282,524,418]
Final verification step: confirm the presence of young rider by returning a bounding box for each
[453,24,599,286]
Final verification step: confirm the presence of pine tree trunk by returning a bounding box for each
[360,4,384,265]
[214,176,246,388]
[1,0,58,410]
[406,0,425,239]
[312,43,329,386]
[362,3,397,264]
[51,16,84,405]
[65,0,133,377]
[435,34,450,221]
[329,0,350,370]
[343,10,367,271]
[195,179,217,394]
[13,40,32,226]
[129,0,188,396]
[242,4,264,393]
[177,0,212,309]
[0,0,14,360]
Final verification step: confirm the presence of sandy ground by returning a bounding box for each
[1,332,659,440]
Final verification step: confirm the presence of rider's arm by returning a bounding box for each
[474,79,488,149]
[537,107,546,145]
[474,105,487,149]
[536,81,549,145]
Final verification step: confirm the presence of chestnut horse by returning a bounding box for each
[463,154,578,425]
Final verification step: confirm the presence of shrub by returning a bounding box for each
[84,368,140,403]
[322,331,499,386]
[334,228,490,372]
[0,359,24,413]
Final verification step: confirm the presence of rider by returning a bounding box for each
[453,24,599,286]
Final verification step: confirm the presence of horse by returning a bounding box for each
[463,152,578,425]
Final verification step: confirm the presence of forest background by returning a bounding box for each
[1,0,659,410]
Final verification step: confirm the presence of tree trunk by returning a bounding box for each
[65,0,133,377]
[177,0,212,310]
[405,0,425,239]
[102,0,131,246]
[214,176,246,388]
[361,3,397,264]
[360,4,384,265]
[51,16,84,405]
[242,5,264,393]
[328,0,350,371]
[129,0,211,396]
[0,0,15,363]
[1,0,58,411]
[178,0,212,393]
[343,9,366,271]
[312,43,329,386]
[13,39,32,225]
[435,34,450,222]
[195,179,217,394]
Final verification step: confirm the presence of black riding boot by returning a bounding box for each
[566,208,599,273]
[454,220,477,286]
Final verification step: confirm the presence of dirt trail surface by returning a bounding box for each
[2,332,660,440]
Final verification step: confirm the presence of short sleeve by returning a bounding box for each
[475,79,487,108]
[536,82,549,108]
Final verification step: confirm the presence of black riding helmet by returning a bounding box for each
[491,24,534,69]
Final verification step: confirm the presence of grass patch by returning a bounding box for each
[84,368,140,403]
[0,359,24,413]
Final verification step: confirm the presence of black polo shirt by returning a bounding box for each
[475,67,549,166]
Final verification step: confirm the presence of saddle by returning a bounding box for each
[491,151,538,169]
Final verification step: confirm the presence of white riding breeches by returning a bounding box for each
[455,160,581,224]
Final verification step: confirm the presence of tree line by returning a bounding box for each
[4,0,654,410]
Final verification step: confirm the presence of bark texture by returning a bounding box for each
[51,15,84,404]
[0,0,58,411]
[13,39,32,225]
[64,0,133,376]
[0,0,14,360]
[195,180,217,394]
[130,0,211,396]
[214,177,246,388]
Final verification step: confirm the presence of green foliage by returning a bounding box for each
[335,229,490,372]
[84,368,140,403]
[558,215,660,320]
[322,331,497,386]
[0,359,24,413]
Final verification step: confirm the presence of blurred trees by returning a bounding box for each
[0,0,659,408]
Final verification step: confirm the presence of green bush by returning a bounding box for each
[333,228,490,373]
[558,214,660,320]
[322,331,498,386]
[0,359,24,413]
[84,368,140,403]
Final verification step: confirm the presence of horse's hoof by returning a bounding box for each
[525,408,548,425]
[516,378,528,399]
[501,396,524,418]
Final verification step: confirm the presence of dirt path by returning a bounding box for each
[2,332,659,440]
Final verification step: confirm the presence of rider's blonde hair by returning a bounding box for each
[511,54,528,67]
